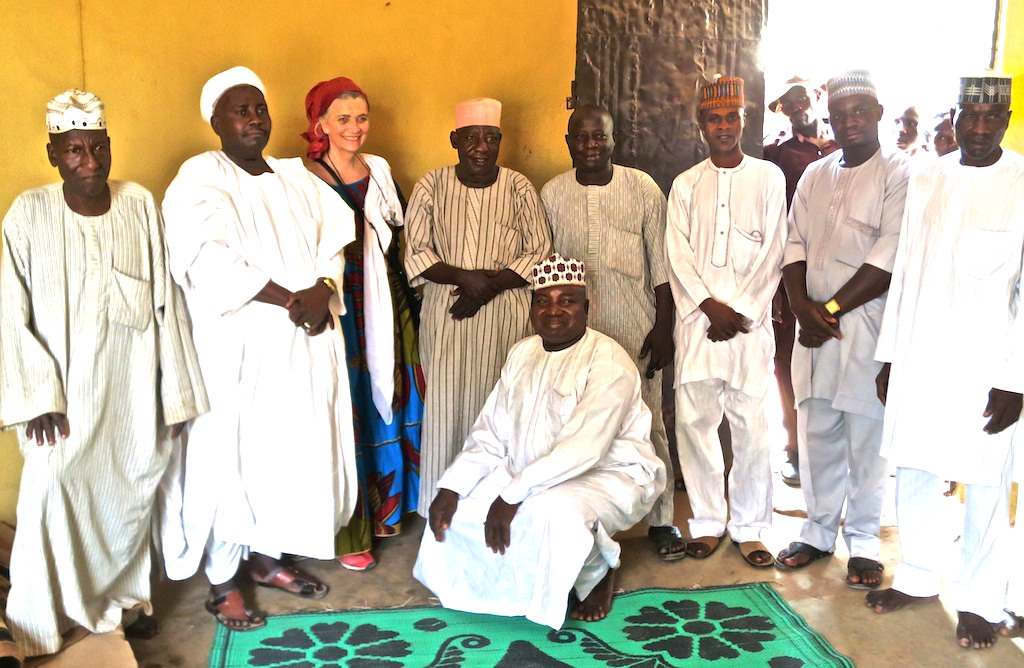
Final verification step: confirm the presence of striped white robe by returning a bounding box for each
[541,166,674,526]
[0,181,208,656]
[404,166,551,513]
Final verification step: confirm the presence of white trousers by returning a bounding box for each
[797,398,888,558]
[674,378,771,542]
[892,463,1011,623]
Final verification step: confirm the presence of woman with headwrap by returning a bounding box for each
[303,77,424,571]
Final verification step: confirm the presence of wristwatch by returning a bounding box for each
[320,277,338,293]
[824,298,841,316]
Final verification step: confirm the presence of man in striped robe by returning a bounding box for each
[541,105,682,561]
[405,98,551,513]
[0,89,208,656]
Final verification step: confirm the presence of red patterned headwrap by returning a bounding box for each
[301,77,367,160]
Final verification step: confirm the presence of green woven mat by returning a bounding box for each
[209,583,852,667]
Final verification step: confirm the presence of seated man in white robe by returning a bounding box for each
[0,90,208,656]
[413,253,666,628]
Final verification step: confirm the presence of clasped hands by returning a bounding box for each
[449,269,502,320]
[700,298,750,342]
[791,298,842,348]
[428,488,522,554]
[285,281,334,335]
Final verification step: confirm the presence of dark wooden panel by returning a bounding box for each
[575,0,767,192]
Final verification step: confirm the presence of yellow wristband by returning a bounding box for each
[320,277,338,293]
[824,298,841,315]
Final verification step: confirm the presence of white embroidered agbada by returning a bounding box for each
[413,328,665,629]
[876,149,1024,485]
[665,156,787,396]
[159,151,357,577]
[0,181,208,656]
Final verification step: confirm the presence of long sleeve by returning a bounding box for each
[864,158,910,272]
[0,204,66,427]
[665,172,712,317]
[729,168,787,321]
[436,375,512,497]
[403,172,442,287]
[505,175,552,280]
[146,196,209,425]
[307,172,354,316]
[498,358,641,504]
[783,170,811,267]
[639,172,669,287]
[162,174,271,316]
[875,177,919,364]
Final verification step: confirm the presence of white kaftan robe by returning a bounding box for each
[875,150,1024,621]
[160,152,357,578]
[404,166,551,514]
[541,165,673,526]
[783,149,908,558]
[413,329,665,629]
[0,182,208,656]
[876,150,1024,483]
[665,155,786,541]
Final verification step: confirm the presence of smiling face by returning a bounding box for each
[954,102,1011,166]
[828,94,883,151]
[320,94,369,155]
[211,85,271,161]
[566,107,614,174]
[47,129,111,201]
[531,284,589,351]
[698,105,744,157]
[450,124,501,186]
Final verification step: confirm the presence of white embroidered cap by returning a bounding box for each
[531,254,586,290]
[46,89,106,134]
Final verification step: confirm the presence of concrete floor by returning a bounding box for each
[125,479,1024,668]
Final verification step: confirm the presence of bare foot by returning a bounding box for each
[865,587,938,614]
[569,570,615,622]
[957,611,999,649]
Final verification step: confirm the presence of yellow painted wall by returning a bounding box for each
[0,0,578,525]
[1002,0,1024,152]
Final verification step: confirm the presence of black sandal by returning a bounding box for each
[648,526,687,562]
[846,557,884,590]
[774,541,832,570]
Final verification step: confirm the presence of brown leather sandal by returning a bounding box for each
[685,535,722,559]
[733,540,773,568]
[252,564,329,599]
[205,589,266,631]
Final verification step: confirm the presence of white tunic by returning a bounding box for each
[413,328,665,629]
[665,156,787,397]
[0,182,208,656]
[876,150,1024,485]
[160,152,357,575]
[784,149,909,418]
